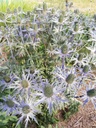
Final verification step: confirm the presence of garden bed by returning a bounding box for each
[0,2,96,128]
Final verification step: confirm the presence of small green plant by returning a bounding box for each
[0,112,21,128]
[63,101,80,120]
[38,101,80,128]
[40,124,63,128]
[36,105,58,128]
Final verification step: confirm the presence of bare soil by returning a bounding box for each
[56,102,96,128]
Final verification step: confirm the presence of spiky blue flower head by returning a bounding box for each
[86,43,96,66]
[78,64,92,79]
[35,78,68,114]
[16,98,40,128]
[17,26,29,41]
[0,73,14,91]
[0,95,19,115]
[16,25,39,43]
[72,19,84,34]
[53,41,75,58]
[53,66,82,89]
[71,53,90,67]
[8,69,40,97]
[80,82,96,109]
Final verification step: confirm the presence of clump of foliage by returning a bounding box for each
[0,112,20,128]
[36,105,58,128]
[63,100,80,120]
[0,2,96,128]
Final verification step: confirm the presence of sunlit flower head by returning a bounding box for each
[0,95,19,115]
[35,79,68,114]
[81,82,96,109]
[53,66,82,89]
[8,69,39,97]
[71,53,90,67]
[52,42,75,58]
[78,64,92,79]
[16,98,40,128]
[0,73,14,91]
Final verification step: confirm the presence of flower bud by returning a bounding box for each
[7,8,11,13]
[27,11,31,16]
[74,9,79,14]
[74,24,79,31]
[4,76,11,83]
[33,24,38,31]
[87,89,96,97]
[21,80,29,88]
[78,53,84,61]
[6,99,14,108]
[22,105,30,114]
[66,74,75,84]
[18,7,21,12]
[52,8,55,14]
[83,65,89,73]
[43,2,47,11]
[61,44,68,54]
[14,8,17,14]
[59,15,63,23]
[44,86,53,98]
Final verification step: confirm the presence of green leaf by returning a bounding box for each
[40,126,45,128]
[48,124,53,128]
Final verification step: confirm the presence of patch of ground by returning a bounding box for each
[56,101,96,128]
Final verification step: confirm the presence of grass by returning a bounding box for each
[0,0,38,12]
[45,0,96,14]
[0,0,96,14]
[71,0,96,14]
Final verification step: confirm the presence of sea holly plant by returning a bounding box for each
[0,2,96,128]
